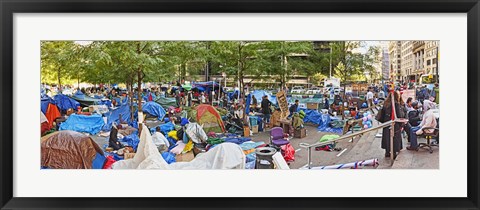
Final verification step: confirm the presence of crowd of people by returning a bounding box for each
[376,87,439,158]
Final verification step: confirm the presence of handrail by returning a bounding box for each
[299,118,406,169]
[299,120,392,149]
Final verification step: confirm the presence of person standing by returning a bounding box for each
[251,95,258,111]
[288,100,299,118]
[366,88,374,107]
[261,96,272,128]
[376,91,405,158]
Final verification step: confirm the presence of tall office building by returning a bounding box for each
[401,41,414,82]
[389,41,402,82]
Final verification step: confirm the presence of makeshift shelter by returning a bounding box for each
[53,94,80,112]
[112,124,245,169]
[193,104,225,133]
[142,101,166,120]
[192,81,222,95]
[103,104,136,131]
[155,96,177,108]
[250,90,277,105]
[41,131,105,169]
[59,114,105,135]
[41,94,55,114]
[45,103,61,128]
[70,91,101,107]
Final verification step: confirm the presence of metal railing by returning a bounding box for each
[300,119,404,169]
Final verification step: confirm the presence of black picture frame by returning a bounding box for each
[1,0,479,209]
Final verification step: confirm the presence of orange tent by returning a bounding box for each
[45,103,61,128]
[194,104,225,133]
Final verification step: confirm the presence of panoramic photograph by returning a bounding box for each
[40,40,439,169]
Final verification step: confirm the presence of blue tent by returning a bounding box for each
[41,95,55,114]
[103,104,136,131]
[70,91,101,106]
[142,101,166,120]
[250,90,277,105]
[59,114,105,135]
[53,94,80,112]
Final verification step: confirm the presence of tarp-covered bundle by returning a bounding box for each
[53,94,80,112]
[142,101,166,120]
[71,91,101,107]
[317,114,343,134]
[41,131,104,169]
[194,104,225,133]
[302,109,323,125]
[192,81,222,95]
[59,114,105,135]
[155,96,177,108]
[184,123,208,144]
[112,124,245,170]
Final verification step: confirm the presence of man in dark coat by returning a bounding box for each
[261,96,272,128]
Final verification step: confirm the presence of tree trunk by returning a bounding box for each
[57,68,62,92]
[137,68,143,112]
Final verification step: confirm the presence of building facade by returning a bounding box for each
[424,41,439,77]
[388,41,402,82]
[401,41,414,82]
[381,48,390,81]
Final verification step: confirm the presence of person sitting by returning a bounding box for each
[408,101,422,126]
[109,123,124,151]
[406,102,438,150]
[405,97,414,112]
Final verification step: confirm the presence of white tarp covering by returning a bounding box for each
[184,123,208,144]
[112,124,246,169]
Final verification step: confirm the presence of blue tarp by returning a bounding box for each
[97,99,112,107]
[159,122,175,135]
[103,104,135,131]
[142,101,166,120]
[119,132,140,151]
[41,95,55,114]
[317,114,343,134]
[161,152,176,164]
[245,94,252,114]
[53,94,80,112]
[59,114,105,135]
[302,109,323,125]
[250,90,277,105]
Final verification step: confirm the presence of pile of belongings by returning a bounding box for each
[112,124,246,169]
[315,134,341,151]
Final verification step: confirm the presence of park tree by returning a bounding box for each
[41,41,78,91]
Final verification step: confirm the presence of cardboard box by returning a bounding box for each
[294,128,307,138]
[176,151,195,162]
[251,125,259,134]
[306,103,319,110]
[124,153,136,160]
[244,126,250,137]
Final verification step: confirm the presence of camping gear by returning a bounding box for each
[142,101,166,120]
[41,130,105,169]
[193,104,226,133]
[45,103,61,128]
[70,91,101,107]
[112,124,246,169]
[59,114,105,135]
[53,94,81,112]
[255,147,276,169]
[270,127,289,146]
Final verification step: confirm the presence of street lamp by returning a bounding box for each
[222,72,227,88]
